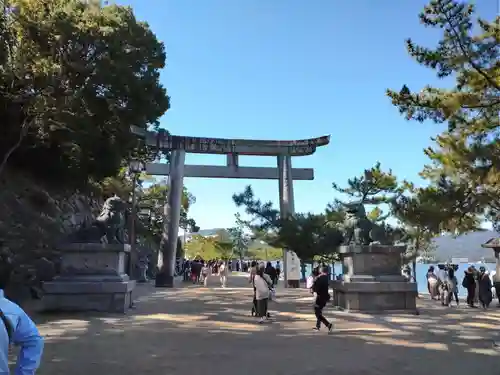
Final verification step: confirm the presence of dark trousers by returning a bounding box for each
[252,287,257,314]
[479,291,492,308]
[453,291,459,304]
[314,298,330,329]
[479,297,491,308]
[466,285,476,306]
[257,298,268,318]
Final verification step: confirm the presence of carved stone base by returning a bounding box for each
[331,244,417,314]
[43,280,136,313]
[41,243,136,313]
[287,280,300,288]
[332,281,418,313]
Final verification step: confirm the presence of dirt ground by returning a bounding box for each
[19,274,500,375]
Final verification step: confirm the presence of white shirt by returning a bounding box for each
[254,274,272,300]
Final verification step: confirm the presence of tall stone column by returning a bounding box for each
[277,155,297,287]
[155,150,186,288]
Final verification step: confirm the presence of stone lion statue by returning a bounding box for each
[66,195,127,244]
[341,203,373,245]
[340,202,407,246]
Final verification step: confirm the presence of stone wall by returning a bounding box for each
[0,169,102,301]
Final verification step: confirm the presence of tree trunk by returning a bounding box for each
[156,196,174,287]
[413,235,420,292]
[0,120,30,179]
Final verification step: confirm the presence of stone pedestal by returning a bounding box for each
[287,280,300,288]
[331,245,417,314]
[42,243,136,313]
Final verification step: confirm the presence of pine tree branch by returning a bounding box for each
[437,2,500,91]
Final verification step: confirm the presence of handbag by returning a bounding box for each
[269,288,276,301]
[263,276,276,301]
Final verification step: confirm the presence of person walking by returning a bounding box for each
[447,268,459,306]
[264,262,277,286]
[0,254,44,375]
[249,261,258,316]
[478,266,493,309]
[462,267,476,307]
[311,266,333,333]
[218,261,228,288]
[275,261,281,285]
[426,266,439,299]
[201,262,210,287]
[254,265,273,323]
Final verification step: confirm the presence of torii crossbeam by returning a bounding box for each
[131,126,330,287]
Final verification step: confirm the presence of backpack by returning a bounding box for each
[0,309,13,342]
[462,277,468,288]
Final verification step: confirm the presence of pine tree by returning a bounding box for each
[232,186,341,261]
[332,162,405,226]
[227,213,251,260]
[393,186,445,276]
[387,0,499,232]
[332,162,403,206]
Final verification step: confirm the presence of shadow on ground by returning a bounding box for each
[22,275,500,375]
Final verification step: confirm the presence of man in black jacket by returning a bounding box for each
[312,266,333,333]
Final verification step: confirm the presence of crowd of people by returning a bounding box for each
[180,259,335,332]
[426,264,498,309]
[179,259,229,287]
[178,258,282,288]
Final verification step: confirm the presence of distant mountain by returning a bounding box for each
[190,228,499,262]
[195,228,226,237]
[433,230,498,262]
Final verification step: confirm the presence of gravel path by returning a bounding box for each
[25,275,500,375]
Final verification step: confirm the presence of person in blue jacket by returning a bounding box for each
[0,254,44,375]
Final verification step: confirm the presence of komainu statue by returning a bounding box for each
[66,195,127,244]
[340,203,373,245]
[340,202,406,246]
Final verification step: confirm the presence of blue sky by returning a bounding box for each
[119,0,495,231]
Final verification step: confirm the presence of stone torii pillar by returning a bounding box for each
[155,150,186,288]
[277,155,300,288]
[128,126,330,288]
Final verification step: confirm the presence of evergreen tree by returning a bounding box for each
[332,162,406,235]
[0,0,170,186]
[387,0,499,232]
[232,186,341,261]
[136,182,196,246]
[227,213,251,260]
[333,162,403,205]
[392,186,445,279]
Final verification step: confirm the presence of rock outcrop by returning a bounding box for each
[0,169,102,302]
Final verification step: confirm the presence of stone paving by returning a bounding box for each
[25,274,500,375]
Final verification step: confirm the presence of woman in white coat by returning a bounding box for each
[254,265,273,323]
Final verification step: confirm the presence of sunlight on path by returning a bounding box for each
[31,276,500,375]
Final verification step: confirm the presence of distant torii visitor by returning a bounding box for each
[131,126,330,288]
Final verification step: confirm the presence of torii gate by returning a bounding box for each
[131,126,330,287]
